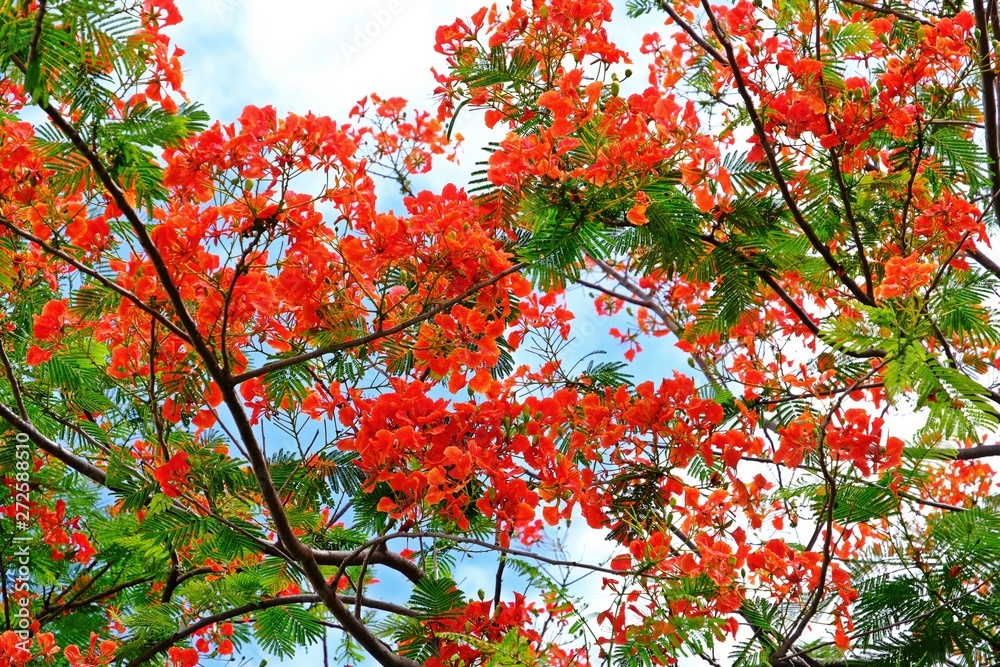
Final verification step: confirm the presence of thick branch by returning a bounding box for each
[0,402,107,486]
[968,247,1000,279]
[311,547,427,584]
[833,161,874,298]
[973,0,1000,201]
[0,342,27,420]
[332,530,689,587]
[954,444,1000,460]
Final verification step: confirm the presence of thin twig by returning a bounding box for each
[655,0,727,64]
[233,262,528,384]
[840,0,933,25]
[24,0,46,86]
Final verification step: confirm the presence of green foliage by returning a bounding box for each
[927,125,992,194]
[848,506,1000,666]
[2,2,208,212]
[4,2,1000,667]
[253,604,327,657]
[580,357,635,389]
[408,576,466,617]
[825,483,901,524]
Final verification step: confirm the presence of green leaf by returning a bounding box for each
[827,484,901,524]
[408,576,465,617]
[24,54,41,98]
[254,604,326,657]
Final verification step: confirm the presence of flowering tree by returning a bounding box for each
[1,0,1000,666]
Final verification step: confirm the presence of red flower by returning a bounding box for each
[143,0,182,27]
[627,191,651,225]
[0,631,32,666]
[167,646,200,667]
[32,299,75,341]
[65,633,116,667]
[26,344,52,366]
[153,452,190,498]
[71,532,96,564]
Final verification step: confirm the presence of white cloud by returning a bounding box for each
[175,0,475,120]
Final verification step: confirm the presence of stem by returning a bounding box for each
[24,0,46,87]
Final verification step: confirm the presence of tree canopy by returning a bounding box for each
[1,0,1000,666]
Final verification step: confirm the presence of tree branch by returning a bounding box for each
[770,362,887,663]
[778,581,996,664]
[312,545,427,584]
[39,573,153,626]
[24,0,46,89]
[232,262,528,384]
[586,256,735,390]
[26,98,357,660]
[968,247,1000,279]
[655,0,727,64]
[0,402,107,486]
[0,340,27,420]
[954,444,1000,460]
[840,0,933,25]
[813,0,874,301]
[699,0,876,307]
[0,216,193,345]
[974,0,1000,201]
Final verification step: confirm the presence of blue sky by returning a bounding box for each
[166,2,696,665]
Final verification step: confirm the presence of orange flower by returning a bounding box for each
[65,633,116,667]
[626,191,651,226]
[877,254,937,299]
[26,344,52,366]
